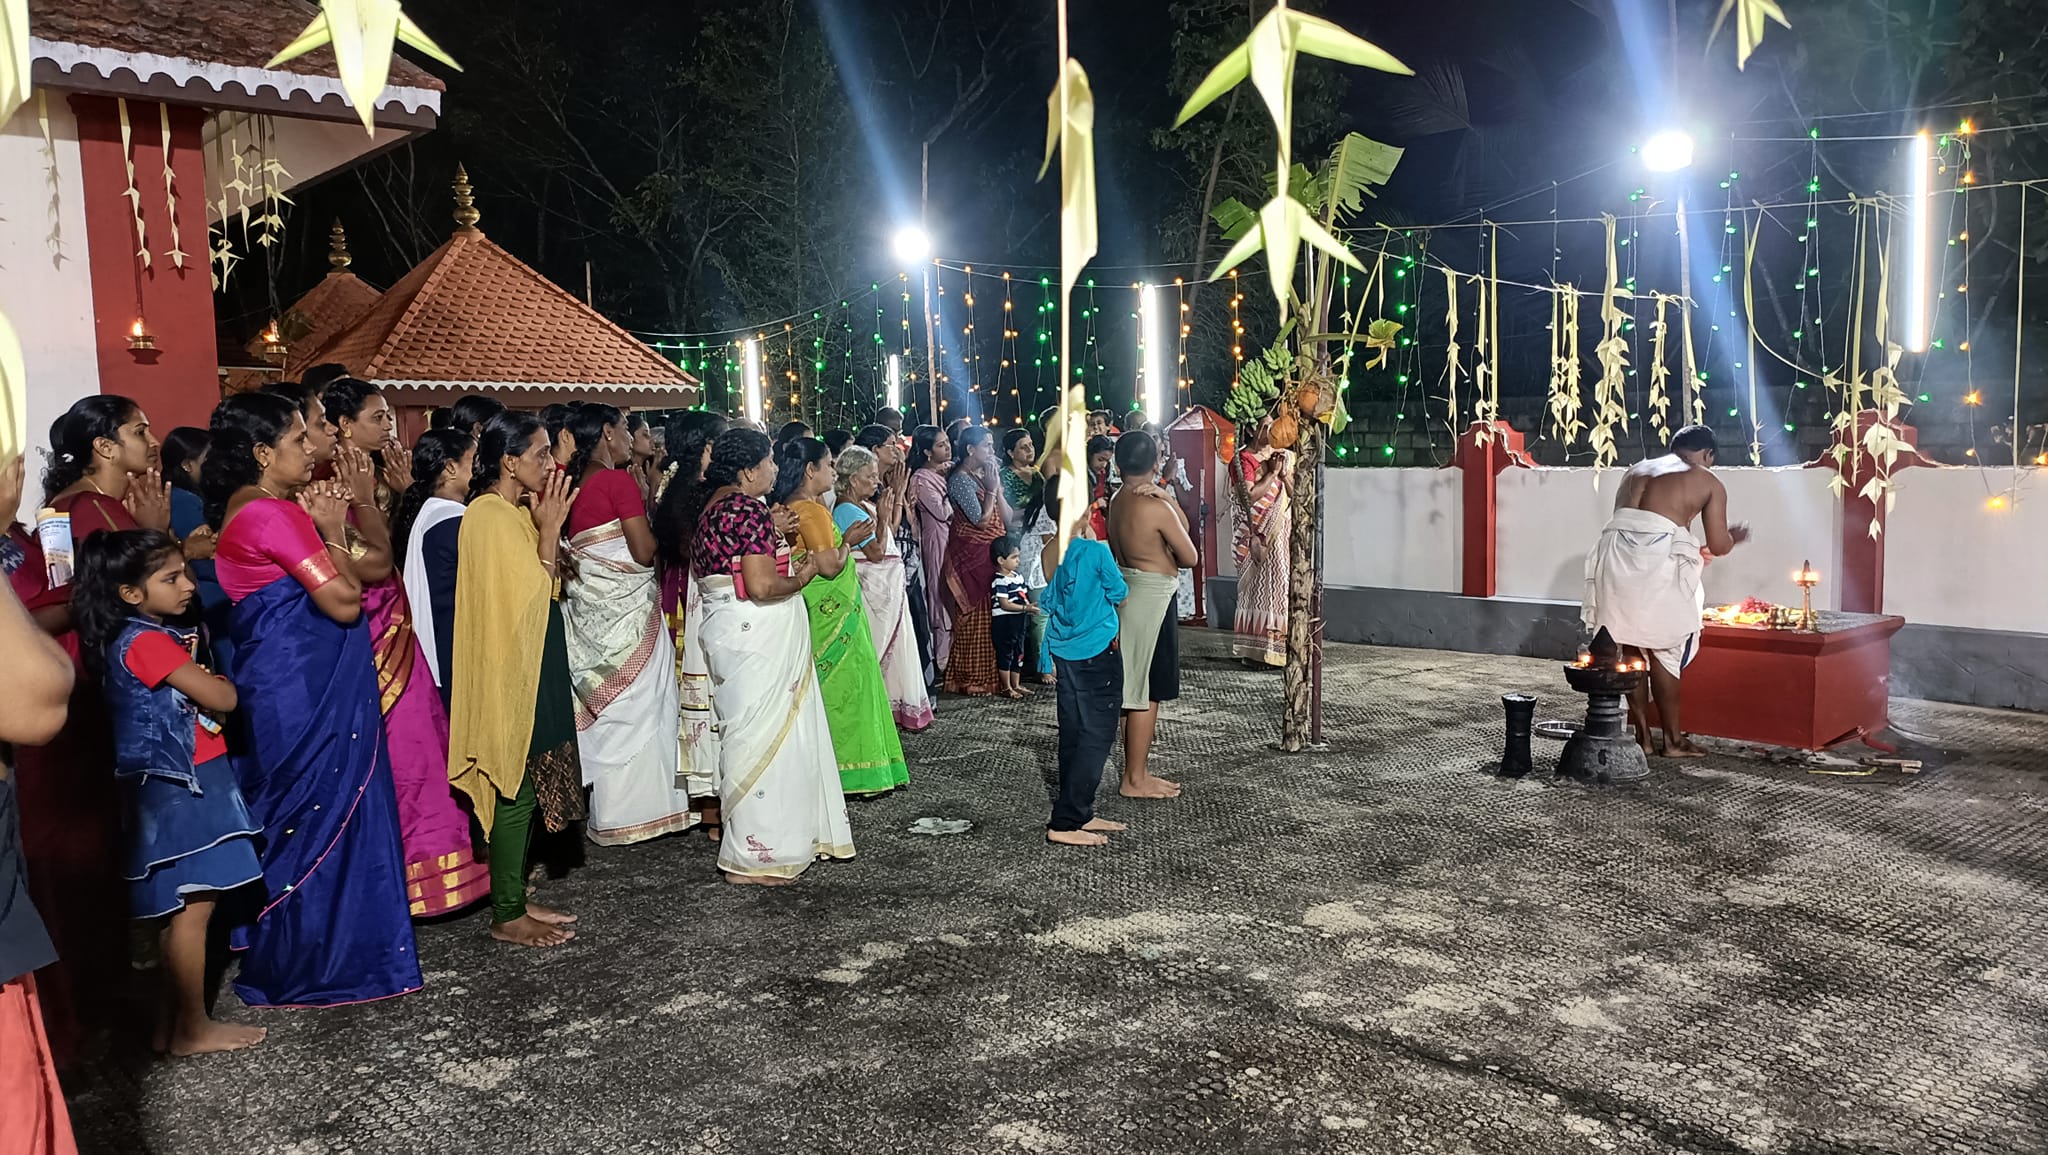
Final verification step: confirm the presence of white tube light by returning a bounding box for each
[742,337,763,425]
[1140,284,1167,426]
[1904,130,1932,353]
[887,353,902,412]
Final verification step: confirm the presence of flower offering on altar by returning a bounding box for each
[1705,596,1783,627]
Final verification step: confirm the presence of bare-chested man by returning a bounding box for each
[1106,431,1199,798]
[1584,425,1750,757]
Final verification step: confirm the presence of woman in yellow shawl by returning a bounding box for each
[447,411,586,949]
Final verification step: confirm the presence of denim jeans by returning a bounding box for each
[1050,645,1123,831]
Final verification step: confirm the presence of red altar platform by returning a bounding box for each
[1673,612,1906,750]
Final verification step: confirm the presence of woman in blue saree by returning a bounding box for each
[204,392,420,1008]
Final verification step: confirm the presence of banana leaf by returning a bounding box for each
[1323,132,1404,219]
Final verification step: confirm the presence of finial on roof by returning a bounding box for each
[328,219,352,270]
[452,164,481,233]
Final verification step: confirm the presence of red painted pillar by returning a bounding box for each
[71,96,220,432]
[1804,409,1928,614]
[1451,420,1531,598]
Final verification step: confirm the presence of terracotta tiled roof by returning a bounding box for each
[291,228,698,397]
[254,270,381,361]
[28,0,445,93]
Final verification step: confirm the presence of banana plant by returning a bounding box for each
[1173,0,1410,751]
[1212,130,1402,440]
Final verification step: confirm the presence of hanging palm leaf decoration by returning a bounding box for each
[0,0,26,461]
[1039,13,1097,560]
[268,0,461,134]
[1709,0,1790,71]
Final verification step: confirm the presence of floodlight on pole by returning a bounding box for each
[742,337,763,425]
[892,226,932,266]
[1903,130,1933,353]
[886,353,902,412]
[1641,129,1695,173]
[1139,284,1167,425]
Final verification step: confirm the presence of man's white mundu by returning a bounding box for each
[1582,508,1705,677]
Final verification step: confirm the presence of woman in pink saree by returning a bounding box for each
[323,378,488,917]
[1231,432,1292,668]
[907,425,953,673]
[206,392,419,1006]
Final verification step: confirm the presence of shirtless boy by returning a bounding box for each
[1584,425,1750,757]
[1106,431,1199,798]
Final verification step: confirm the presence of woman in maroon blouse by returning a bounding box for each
[689,429,854,884]
[18,394,171,1066]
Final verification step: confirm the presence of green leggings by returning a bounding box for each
[489,773,536,925]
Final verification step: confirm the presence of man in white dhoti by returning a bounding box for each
[1583,426,1749,758]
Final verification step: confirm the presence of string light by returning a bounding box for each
[1175,277,1191,416]
[999,271,1019,427]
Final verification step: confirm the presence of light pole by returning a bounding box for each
[892,223,937,424]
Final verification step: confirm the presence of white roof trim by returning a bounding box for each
[376,380,697,392]
[31,38,442,115]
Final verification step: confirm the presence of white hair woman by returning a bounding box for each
[833,445,933,731]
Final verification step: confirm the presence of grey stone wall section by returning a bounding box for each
[1210,577,2047,712]
[1890,622,2048,712]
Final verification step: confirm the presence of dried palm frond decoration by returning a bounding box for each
[117,99,150,269]
[1547,285,1584,448]
[38,91,64,269]
[160,104,187,269]
[1587,214,1632,470]
[1441,265,1462,433]
[1647,293,1675,445]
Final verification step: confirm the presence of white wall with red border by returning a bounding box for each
[1,98,100,525]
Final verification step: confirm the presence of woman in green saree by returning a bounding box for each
[773,437,909,797]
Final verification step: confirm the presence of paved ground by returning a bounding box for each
[64,631,2048,1154]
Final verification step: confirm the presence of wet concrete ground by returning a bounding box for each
[65,631,2048,1154]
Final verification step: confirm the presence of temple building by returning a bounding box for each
[1,0,444,504]
[287,167,699,438]
[220,219,382,392]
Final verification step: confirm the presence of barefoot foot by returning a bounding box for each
[1119,775,1182,799]
[723,872,796,886]
[1081,817,1127,832]
[167,1021,266,1056]
[490,915,576,947]
[1046,829,1109,847]
[1661,737,1707,759]
[525,903,577,926]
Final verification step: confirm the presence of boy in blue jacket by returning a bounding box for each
[1036,489,1130,847]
